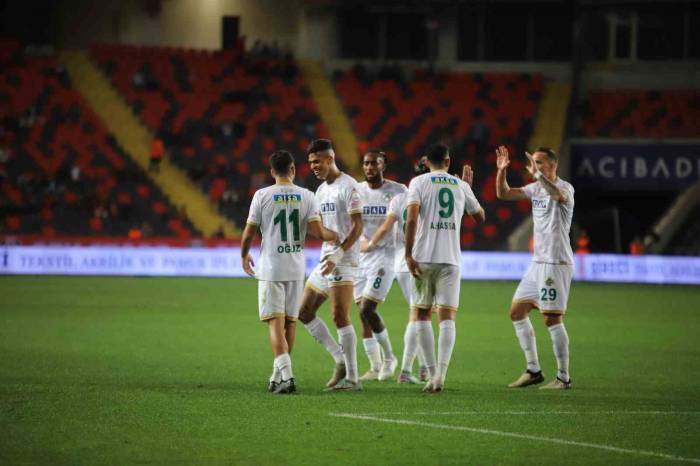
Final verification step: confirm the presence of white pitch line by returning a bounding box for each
[329,412,700,464]
[347,411,700,416]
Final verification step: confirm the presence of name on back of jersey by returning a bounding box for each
[430,221,456,230]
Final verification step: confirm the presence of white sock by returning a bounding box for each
[437,320,456,383]
[304,317,344,364]
[548,323,570,382]
[363,337,382,372]
[513,318,541,373]
[373,328,395,361]
[417,342,427,369]
[274,353,293,381]
[338,325,358,383]
[401,322,418,372]
[414,320,436,378]
[270,360,281,383]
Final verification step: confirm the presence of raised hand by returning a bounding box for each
[525,151,537,176]
[462,164,474,186]
[496,145,511,171]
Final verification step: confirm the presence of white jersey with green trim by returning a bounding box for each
[358,179,407,266]
[406,171,482,267]
[521,179,575,265]
[316,172,363,267]
[246,183,320,281]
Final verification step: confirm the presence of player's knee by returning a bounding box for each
[509,306,528,321]
[543,313,562,327]
[298,303,316,324]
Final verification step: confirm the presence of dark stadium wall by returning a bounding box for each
[48,0,304,52]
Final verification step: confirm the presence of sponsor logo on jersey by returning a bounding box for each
[532,198,549,210]
[430,176,458,185]
[362,205,387,216]
[320,202,336,213]
[273,194,302,204]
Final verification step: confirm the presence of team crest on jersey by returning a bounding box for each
[382,192,393,202]
[273,194,302,204]
[378,268,385,277]
[430,175,457,185]
[545,277,554,286]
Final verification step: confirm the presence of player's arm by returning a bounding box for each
[307,219,339,243]
[495,145,529,201]
[240,222,257,277]
[525,152,568,203]
[362,214,397,252]
[404,202,422,278]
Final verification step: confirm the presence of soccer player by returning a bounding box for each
[354,150,406,382]
[299,139,364,391]
[405,144,485,392]
[362,156,431,384]
[495,145,574,390]
[241,150,339,394]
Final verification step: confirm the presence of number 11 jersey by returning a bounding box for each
[246,183,321,281]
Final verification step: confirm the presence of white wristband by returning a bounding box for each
[323,246,344,265]
[367,240,375,250]
[534,171,543,181]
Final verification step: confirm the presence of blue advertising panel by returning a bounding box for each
[570,143,700,190]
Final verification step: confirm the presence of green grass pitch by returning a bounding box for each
[1,276,699,465]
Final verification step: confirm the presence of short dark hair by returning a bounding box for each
[426,144,449,163]
[364,148,386,163]
[535,147,558,163]
[307,139,333,156]
[269,150,295,175]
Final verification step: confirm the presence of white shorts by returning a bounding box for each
[305,262,357,297]
[258,280,303,321]
[395,272,412,304]
[353,259,396,303]
[513,262,573,313]
[410,263,460,310]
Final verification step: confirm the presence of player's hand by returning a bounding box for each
[406,256,422,279]
[320,247,344,275]
[462,164,474,186]
[320,259,336,276]
[241,254,255,277]
[496,145,510,171]
[525,151,537,176]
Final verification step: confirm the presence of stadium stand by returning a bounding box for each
[90,44,329,229]
[577,90,700,138]
[664,204,700,256]
[333,65,543,250]
[0,40,199,239]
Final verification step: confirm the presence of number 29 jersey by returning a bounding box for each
[246,183,321,281]
[406,171,482,266]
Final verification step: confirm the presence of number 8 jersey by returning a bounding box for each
[246,183,321,281]
[407,171,482,266]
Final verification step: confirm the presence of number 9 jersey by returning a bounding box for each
[246,184,321,281]
[406,171,482,266]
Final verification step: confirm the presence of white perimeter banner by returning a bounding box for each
[1,246,699,285]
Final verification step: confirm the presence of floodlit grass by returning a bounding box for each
[1,276,699,465]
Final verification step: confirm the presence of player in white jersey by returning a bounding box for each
[353,150,406,382]
[298,139,364,391]
[405,144,485,393]
[495,145,575,390]
[362,157,431,384]
[241,150,339,394]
